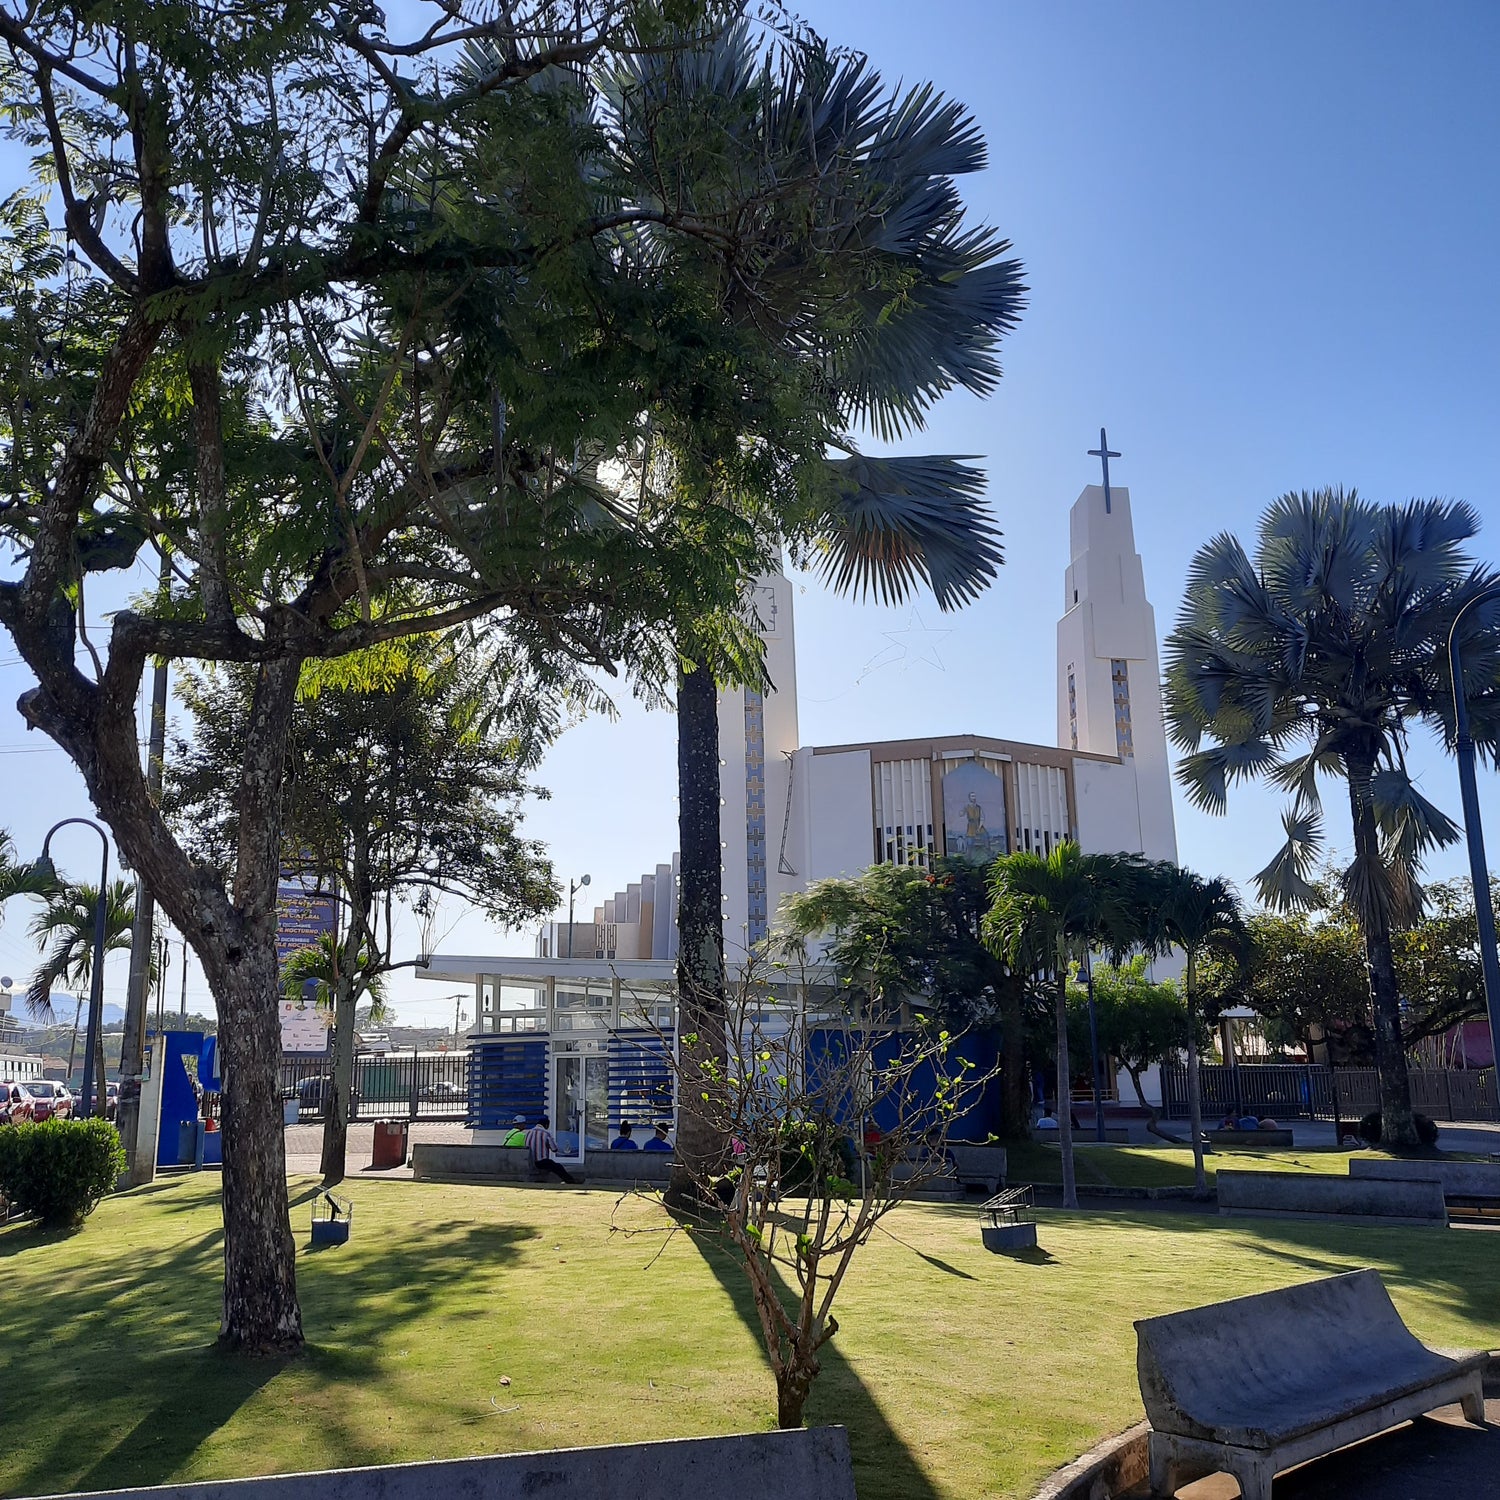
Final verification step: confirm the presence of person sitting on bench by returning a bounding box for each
[526,1116,578,1183]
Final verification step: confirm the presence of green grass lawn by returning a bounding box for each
[1004,1140,1356,1188]
[2,1176,1496,1500]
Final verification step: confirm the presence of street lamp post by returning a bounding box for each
[566,873,591,960]
[1447,588,1500,1081]
[1083,951,1107,1143]
[34,818,110,1121]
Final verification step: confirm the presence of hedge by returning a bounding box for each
[0,1117,125,1229]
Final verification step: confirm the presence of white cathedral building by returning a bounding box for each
[419,476,1180,1157]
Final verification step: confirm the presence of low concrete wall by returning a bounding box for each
[411,1143,672,1185]
[1206,1129,1294,1148]
[20,1430,855,1500]
[1217,1170,1448,1226]
[1349,1156,1500,1200]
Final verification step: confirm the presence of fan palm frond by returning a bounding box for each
[1252,810,1324,912]
[818,454,1002,609]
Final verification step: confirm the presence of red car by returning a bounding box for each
[2,1081,38,1125]
[23,1080,72,1122]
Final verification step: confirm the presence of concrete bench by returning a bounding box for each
[1136,1268,1486,1500]
[1206,1128,1294,1148]
[411,1143,672,1184]
[1349,1155,1500,1210]
[947,1143,1008,1194]
[1217,1168,1448,1226]
[16,1429,856,1500]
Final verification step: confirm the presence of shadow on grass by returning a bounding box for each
[0,1184,541,1498]
[668,1203,943,1500]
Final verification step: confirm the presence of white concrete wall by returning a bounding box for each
[802,748,875,884]
[1071,756,1144,855]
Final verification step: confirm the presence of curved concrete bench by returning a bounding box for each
[1136,1269,1486,1500]
[1217,1168,1447,1226]
[1205,1128,1294,1148]
[15,1429,856,1500]
[1349,1156,1500,1202]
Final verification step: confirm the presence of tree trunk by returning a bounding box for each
[94,1021,108,1123]
[216,958,303,1350]
[776,1364,815,1430]
[1184,950,1207,1193]
[667,661,729,1210]
[1345,755,1417,1147]
[321,981,357,1186]
[1054,962,1078,1210]
[998,969,1030,1138]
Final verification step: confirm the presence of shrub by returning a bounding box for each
[0,1118,125,1229]
[1357,1110,1440,1148]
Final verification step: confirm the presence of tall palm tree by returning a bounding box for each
[27,878,136,1117]
[1164,490,1500,1148]
[282,935,388,1187]
[603,29,1025,1200]
[1141,864,1247,1192]
[983,843,1145,1209]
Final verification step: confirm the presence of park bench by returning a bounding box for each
[1216,1168,1448,1225]
[1205,1128,1294,1148]
[1349,1156,1500,1221]
[1135,1268,1487,1500]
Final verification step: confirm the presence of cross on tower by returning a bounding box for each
[1088,427,1121,513]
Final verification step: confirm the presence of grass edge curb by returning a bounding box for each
[1029,1421,1149,1500]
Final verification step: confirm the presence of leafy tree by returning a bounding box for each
[634,958,996,1429]
[26,878,136,1118]
[1165,490,1500,1147]
[0,1,877,1348]
[1393,876,1495,1048]
[1066,958,1202,1134]
[781,859,1030,1137]
[1196,908,1372,1061]
[598,29,1024,1201]
[166,646,555,1183]
[984,843,1146,1209]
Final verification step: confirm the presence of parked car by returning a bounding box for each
[21,1080,71,1122]
[417,1079,465,1103]
[2,1081,38,1125]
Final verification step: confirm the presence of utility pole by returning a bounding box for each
[179,936,189,1019]
[120,548,171,1183]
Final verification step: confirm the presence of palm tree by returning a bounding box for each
[0,829,53,920]
[604,30,1024,1201]
[1164,490,1500,1148]
[281,936,388,1187]
[27,878,136,1117]
[983,843,1145,1209]
[1141,865,1247,1192]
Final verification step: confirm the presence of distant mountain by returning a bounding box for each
[6,1002,127,1029]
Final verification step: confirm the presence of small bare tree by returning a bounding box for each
[628,957,997,1429]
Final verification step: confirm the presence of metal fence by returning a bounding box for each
[278,1051,469,1122]
[1160,1062,1499,1124]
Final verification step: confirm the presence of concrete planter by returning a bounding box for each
[981,1221,1037,1253]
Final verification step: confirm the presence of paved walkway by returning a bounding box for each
[1127,1397,1500,1499]
[283,1120,468,1180]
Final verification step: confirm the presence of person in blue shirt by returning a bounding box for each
[642,1122,673,1152]
[610,1120,639,1150]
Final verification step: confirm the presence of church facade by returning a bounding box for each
[418,478,1180,1159]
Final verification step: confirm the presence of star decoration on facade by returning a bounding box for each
[856,609,953,681]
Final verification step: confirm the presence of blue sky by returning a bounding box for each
[3,2,1499,1025]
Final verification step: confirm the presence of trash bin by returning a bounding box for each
[371,1119,408,1170]
[177,1119,205,1170]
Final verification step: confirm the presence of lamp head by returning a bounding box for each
[580,873,591,887]
[29,853,57,885]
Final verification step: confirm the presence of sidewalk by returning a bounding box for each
[283,1120,469,1180]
